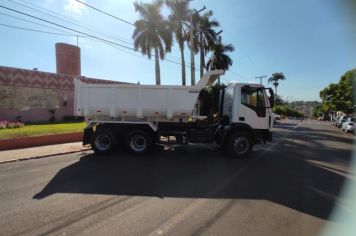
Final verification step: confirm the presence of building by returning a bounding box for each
[0,43,124,123]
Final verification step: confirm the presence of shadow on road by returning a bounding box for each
[33,124,354,221]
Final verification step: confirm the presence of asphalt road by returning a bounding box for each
[0,119,354,236]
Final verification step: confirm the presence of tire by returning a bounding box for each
[126,130,153,154]
[225,131,253,158]
[91,128,116,154]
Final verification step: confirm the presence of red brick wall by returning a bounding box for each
[0,66,125,123]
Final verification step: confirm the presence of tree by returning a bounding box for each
[166,0,190,86]
[132,1,173,85]
[195,11,220,78]
[206,36,234,83]
[199,83,226,116]
[275,94,285,106]
[319,83,338,114]
[187,11,200,86]
[337,69,354,114]
[319,68,355,114]
[312,104,325,118]
[273,105,304,118]
[268,72,286,96]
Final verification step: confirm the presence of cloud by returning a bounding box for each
[64,0,86,15]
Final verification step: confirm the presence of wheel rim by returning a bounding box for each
[129,134,147,152]
[94,133,111,151]
[233,136,249,154]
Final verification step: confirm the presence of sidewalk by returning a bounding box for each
[0,142,91,164]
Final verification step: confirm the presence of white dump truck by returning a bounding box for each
[74,70,275,158]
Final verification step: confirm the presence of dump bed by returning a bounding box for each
[74,70,223,121]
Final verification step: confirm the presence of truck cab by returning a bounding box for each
[223,83,274,130]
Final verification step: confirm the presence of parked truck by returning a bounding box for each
[74,70,275,158]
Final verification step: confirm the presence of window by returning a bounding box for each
[241,87,266,117]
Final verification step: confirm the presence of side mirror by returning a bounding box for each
[269,95,275,108]
[268,88,275,108]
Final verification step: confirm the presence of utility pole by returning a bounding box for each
[189,6,205,86]
[255,75,267,85]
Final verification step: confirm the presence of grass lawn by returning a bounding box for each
[0,122,86,140]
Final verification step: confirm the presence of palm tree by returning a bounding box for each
[132,1,173,85]
[268,72,286,96]
[206,36,234,84]
[196,11,220,78]
[187,11,200,86]
[166,0,190,86]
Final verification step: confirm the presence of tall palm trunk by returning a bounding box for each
[190,16,195,86]
[199,33,204,78]
[179,44,186,86]
[155,47,161,85]
[190,49,195,85]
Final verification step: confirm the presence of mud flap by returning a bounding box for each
[83,127,93,145]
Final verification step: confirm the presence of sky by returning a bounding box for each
[0,0,355,101]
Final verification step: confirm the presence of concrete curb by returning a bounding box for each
[0,147,91,164]
[0,132,83,151]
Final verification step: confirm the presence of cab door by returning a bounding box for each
[237,86,270,129]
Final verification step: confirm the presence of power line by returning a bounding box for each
[227,70,250,81]
[255,75,267,85]
[3,0,134,45]
[0,12,81,36]
[70,1,250,81]
[74,0,190,59]
[0,5,136,50]
[0,23,79,36]
[221,27,265,76]
[0,4,197,70]
[2,0,182,62]
[75,0,134,26]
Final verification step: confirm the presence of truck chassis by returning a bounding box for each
[83,119,272,158]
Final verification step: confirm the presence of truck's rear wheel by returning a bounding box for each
[226,131,253,158]
[91,129,116,154]
[126,130,152,154]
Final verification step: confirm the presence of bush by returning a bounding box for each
[273,105,304,118]
[0,120,25,129]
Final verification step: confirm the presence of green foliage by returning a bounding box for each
[273,105,304,118]
[288,100,321,118]
[132,1,173,85]
[275,94,285,106]
[319,68,355,114]
[268,72,286,95]
[312,104,324,117]
[206,36,234,71]
[133,0,234,85]
[199,83,226,116]
[166,0,190,85]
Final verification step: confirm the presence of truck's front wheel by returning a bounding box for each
[126,130,152,154]
[91,129,116,154]
[226,131,253,158]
